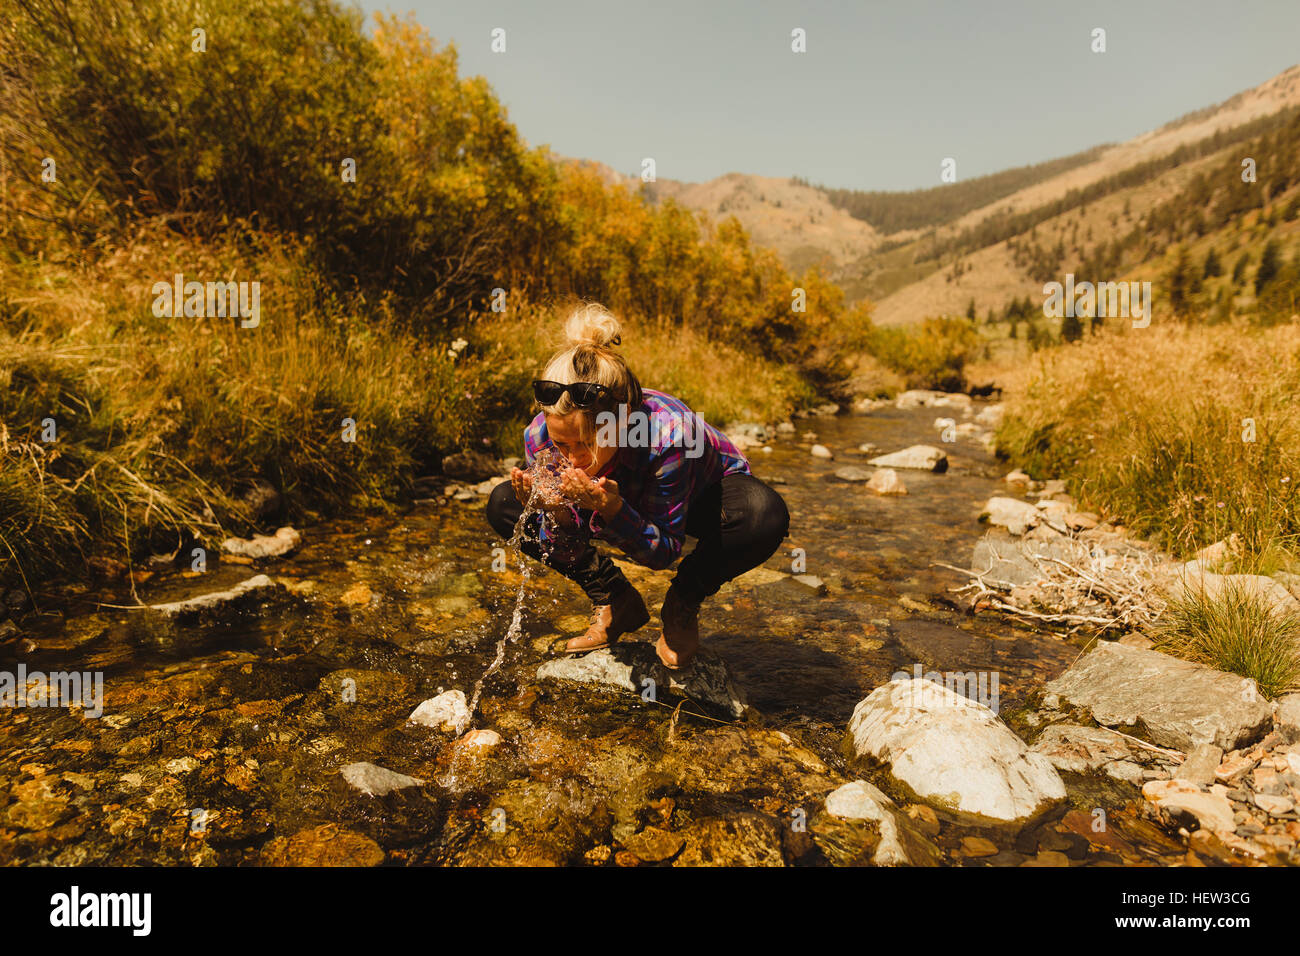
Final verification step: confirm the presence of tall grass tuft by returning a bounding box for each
[1151,578,1300,699]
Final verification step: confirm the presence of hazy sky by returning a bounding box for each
[355,0,1300,192]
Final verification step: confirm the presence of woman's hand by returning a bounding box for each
[509,466,533,507]
[560,467,623,520]
[512,466,573,514]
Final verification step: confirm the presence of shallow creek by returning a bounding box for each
[0,403,1207,866]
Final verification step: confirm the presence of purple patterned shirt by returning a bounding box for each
[523,388,750,569]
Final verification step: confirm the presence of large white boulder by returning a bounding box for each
[844,678,1066,824]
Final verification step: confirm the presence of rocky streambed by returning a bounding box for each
[2,392,1297,867]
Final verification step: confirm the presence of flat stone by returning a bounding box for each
[1046,642,1273,752]
[1175,744,1225,787]
[340,761,424,797]
[1143,779,1236,832]
[810,444,834,459]
[220,526,301,559]
[969,531,1091,589]
[1029,724,1169,785]
[148,575,284,619]
[1276,695,1300,742]
[1254,793,1295,816]
[868,444,948,473]
[1215,753,1256,784]
[843,678,1066,824]
[537,643,748,719]
[1165,566,1300,616]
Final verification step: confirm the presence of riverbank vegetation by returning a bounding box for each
[2,0,948,592]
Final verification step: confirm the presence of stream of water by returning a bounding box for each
[0,402,1210,866]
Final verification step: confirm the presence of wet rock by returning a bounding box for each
[896,390,969,410]
[408,690,471,734]
[1142,779,1236,833]
[979,497,1040,535]
[776,422,796,435]
[537,643,748,719]
[810,444,833,459]
[723,422,769,444]
[960,836,999,857]
[868,444,948,473]
[457,729,502,751]
[621,826,685,863]
[867,467,907,496]
[1029,724,1173,785]
[260,824,386,866]
[673,813,784,866]
[833,466,873,482]
[823,780,941,866]
[148,574,285,620]
[340,761,425,797]
[340,583,373,607]
[792,574,827,594]
[1175,744,1225,787]
[1045,642,1273,751]
[844,678,1066,824]
[442,450,502,482]
[220,526,301,559]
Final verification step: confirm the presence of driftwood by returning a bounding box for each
[933,533,1170,635]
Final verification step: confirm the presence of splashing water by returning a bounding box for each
[466,448,576,717]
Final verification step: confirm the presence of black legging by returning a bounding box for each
[486,473,791,606]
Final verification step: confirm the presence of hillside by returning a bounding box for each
[564,65,1300,329]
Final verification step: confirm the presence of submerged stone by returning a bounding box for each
[823,780,942,866]
[148,574,285,620]
[408,689,472,734]
[340,761,424,797]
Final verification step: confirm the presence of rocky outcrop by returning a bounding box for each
[1045,642,1273,752]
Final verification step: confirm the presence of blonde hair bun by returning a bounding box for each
[565,303,622,348]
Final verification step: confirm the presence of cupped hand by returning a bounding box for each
[559,467,623,520]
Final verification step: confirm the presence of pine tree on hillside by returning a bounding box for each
[1232,251,1251,285]
[1061,312,1083,343]
[1256,240,1282,295]
[1203,246,1222,278]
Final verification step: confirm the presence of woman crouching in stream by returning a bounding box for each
[486,304,790,670]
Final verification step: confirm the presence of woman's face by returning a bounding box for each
[546,412,617,475]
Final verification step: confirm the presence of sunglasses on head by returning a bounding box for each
[532,379,611,408]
